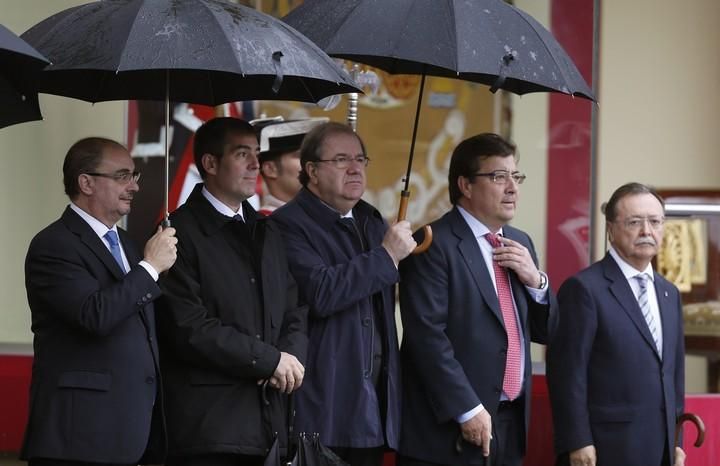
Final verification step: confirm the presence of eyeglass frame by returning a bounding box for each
[614,216,665,231]
[84,170,142,184]
[313,155,370,169]
[470,170,527,185]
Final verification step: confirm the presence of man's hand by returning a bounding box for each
[674,447,686,466]
[460,409,492,457]
[143,226,178,273]
[382,220,416,265]
[492,236,541,288]
[269,352,304,394]
[569,445,596,466]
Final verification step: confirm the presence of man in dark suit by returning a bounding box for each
[157,117,307,466]
[398,133,555,466]
[22,137,178,466]
[270,122,416,466]
[547,182,686,466]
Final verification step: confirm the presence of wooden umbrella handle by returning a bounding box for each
[675,412,705,448]
[398,191,432,254]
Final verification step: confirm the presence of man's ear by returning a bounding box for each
[77,174,94,196]
[305,161,318,185]
[201,153,218,176]
[261,160,279,179]
[458,175,473,199]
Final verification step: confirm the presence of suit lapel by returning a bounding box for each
[449,209,504,325]
[62,207,125,280]
[603,254,660,357]
[654,275,677,363]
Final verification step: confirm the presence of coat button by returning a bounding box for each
[362,318,371,327]
[146,377,155,384]
[250,278,256,283]
[256,334,261,339]
[146,293,153,299]
[363,370,370,378]
[252,360,257,366]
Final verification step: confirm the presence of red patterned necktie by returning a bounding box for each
[484,233,522,400]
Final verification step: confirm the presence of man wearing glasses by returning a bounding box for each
[397,133,555,466]
[548,182,686,466]
[22,137,178,466]
[270,122,416,466]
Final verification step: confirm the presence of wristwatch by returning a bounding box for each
[536,271,548,289]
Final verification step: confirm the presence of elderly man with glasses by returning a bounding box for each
[548,182,686,466]
[21,137,178,466]
[270,122,416,466]
[397,133,556,466]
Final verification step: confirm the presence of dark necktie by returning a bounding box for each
[484,233,522,400]
[104,230,126,274]
[340,217,366,252]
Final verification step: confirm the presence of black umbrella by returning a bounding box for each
[284,0,595,252]
[0,23,49,129]
[22,0,360,223]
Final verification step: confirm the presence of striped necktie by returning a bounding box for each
[635,273,661,357]
[485,233,522,400]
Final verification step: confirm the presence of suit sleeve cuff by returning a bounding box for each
[138,260,159,281]
[456,403,485,423]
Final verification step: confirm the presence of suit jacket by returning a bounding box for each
[21,206,164,464]
[270,188,401,449]
[157,184,307,458]
[547,253,685,466]
[398,207,555,465]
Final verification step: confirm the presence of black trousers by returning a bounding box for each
[397,397,525,466]
[29,460,135,466]
[165,453,264,466]
[330,446,385,466]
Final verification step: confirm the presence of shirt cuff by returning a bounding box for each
[456,403,485,423]
[139,260,159,281]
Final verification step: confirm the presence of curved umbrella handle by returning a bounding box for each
[398,191,432,254]
[675,412,705,448]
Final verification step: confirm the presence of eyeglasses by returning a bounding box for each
[617,216,665,231]
[85,171,142,184]
[314,155,370,169]
[472,170,526,185]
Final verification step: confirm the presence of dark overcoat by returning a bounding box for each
[398,207,555,464]
[547,254,685,466]
[157,184,307,458]
[270,188,401,449]
[22,206,164,464]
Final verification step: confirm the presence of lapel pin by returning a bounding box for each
[664,291,668,297]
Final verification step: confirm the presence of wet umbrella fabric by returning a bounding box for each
[21,0,359,105]
[283,0,593,99]
[0,23,49,129]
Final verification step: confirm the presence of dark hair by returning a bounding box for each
[448,133,516,205]
[63,137,127,199]
[298,122,366,186]
[602,182,665,222]
[193,117,257,179]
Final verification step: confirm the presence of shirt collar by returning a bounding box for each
[202,186,243,219]
[457,205,503,239]
[608,247,655,281]
[69,202,119,239]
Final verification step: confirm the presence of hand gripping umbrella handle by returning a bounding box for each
[675,412,705,449]
[398,190,432,254]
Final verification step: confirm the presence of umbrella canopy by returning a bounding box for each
[0,23,49,129]
[22,0,359,105]
[283,0,593,99]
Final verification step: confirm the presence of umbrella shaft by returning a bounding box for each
[404,73,426,191]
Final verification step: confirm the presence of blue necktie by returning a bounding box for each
[104,230,126,274]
